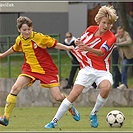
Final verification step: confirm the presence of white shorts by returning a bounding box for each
[74,66,113,93]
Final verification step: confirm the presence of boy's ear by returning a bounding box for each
[18,28,21,32]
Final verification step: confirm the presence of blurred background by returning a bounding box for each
[0,2,133,42]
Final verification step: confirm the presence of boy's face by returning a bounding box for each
[98,17,112,34]
[18,24,33,39]
[117,28,124,38]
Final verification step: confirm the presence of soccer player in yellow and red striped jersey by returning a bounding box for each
[0,16,80,126]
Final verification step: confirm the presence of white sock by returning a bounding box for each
[90,94,107,115]
[52,98,72,123]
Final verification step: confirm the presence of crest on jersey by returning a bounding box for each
[33,43,37,49]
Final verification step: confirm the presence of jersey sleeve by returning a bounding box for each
[12,37,22,52]
[100,34,116,53]
[35,33,58,48]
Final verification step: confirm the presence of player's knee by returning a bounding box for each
[105,86,111,92]
[105,86,111,94]
[105,87,110,96]
[100,83,111,92]
[101,87,111,98]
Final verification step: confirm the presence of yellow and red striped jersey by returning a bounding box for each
[12,31,58,74]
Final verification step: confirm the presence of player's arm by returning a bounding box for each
[0,47,15,59]
[40,35,74,50]
[54,42,74,51]
[78,44,104,56]
[75,38,103,56]
[115,34,132,46]
[86,47,103,56]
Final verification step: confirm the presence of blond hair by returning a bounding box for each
[95,5,118,23]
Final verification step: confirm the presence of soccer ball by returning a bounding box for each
[106,110,125,128]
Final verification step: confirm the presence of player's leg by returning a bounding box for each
[90,80,111,128]
[49,86,80,122]
[45,67,94,128]
[49,86,66,102]
[0,76,32,126]
[45,84,83,128]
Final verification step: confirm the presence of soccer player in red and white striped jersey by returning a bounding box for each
[45,5,118,128]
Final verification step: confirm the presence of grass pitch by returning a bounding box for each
[0,107,132,132]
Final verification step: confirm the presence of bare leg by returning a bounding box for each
[4,76,31,120]
[48,84,84,124]
[49,86,65,102]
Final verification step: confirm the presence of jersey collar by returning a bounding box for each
[20,31,34,40]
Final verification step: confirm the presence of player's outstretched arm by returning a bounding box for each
[0,47,15,60]
[54,42,74,51]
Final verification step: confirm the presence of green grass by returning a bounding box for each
[0,107,132,132]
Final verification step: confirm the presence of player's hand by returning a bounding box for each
[75,38,84,46]
[78,44,90,51]
[67,45,74,51]
[0,53,3,60]
[115,42,123,45]
[114,42,119,45]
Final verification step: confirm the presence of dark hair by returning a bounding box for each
[117,26,125,30]
[17,16,32,29]
[66,32,72,37]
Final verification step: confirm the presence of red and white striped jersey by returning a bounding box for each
[71,26,116,71]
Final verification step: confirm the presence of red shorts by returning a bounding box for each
[19,70,60,88]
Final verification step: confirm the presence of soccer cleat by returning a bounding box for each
[90,114,98,128]
[0,116,9,126]
[44,121,57,129]
[69,105,80,121]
